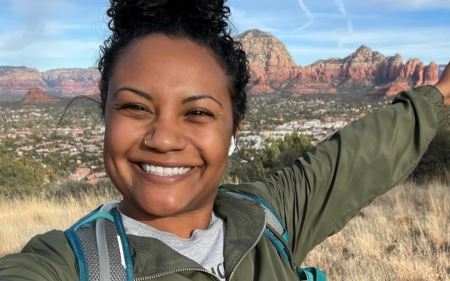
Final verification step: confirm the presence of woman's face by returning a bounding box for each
[104,34,234,220]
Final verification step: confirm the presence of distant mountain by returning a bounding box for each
[237,29,439,96]
[0,67,99,98]
[0,29,440,98]
[20,87,59,105]
[236,29,298,94]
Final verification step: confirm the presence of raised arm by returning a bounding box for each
[231,63,449,264]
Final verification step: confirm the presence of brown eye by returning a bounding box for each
[185,108,215,122]
[115,103,153,118]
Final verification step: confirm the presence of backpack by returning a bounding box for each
[220,188,326,281]
[65,190,326,281]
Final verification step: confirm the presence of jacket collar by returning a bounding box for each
[127,190,266,279]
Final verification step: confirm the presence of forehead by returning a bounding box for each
[109,34,230,101]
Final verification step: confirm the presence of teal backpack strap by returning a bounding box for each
[219,188,327,281]
[219,189,288,240]
[297,267,327,281]
[65,200,134,281]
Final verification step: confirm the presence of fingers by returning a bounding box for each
[441,62,450,80]
[435,61,450,106]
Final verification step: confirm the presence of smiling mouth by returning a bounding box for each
[139,163,193,176]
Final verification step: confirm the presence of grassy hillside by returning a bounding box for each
[1,181,449,280]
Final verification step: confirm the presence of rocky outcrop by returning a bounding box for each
[0,67,46,96]
[21,87,59,104]
[43,68,100,97]
[0,29,440,98]
[236,29,297,94]
[237,30,439,96]
[423,63,439,85]
[0,66,99,98]
[342,45,386,83]
[379,54,404,81]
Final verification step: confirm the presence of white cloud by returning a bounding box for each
[2,0,76,50]
[285,26,450,45]
[0,39,101,70]
[44,21,99,36]
[385,0,450,10]
[291,0,315,33]
[286,26,450,65]
[289,46,356,64]
[229,6,286,34]
[345,0,450,10]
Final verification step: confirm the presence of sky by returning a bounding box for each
[0,0,449,71]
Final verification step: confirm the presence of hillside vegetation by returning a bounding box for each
[1,181,448,280]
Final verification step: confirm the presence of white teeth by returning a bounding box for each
[141,164,191,176]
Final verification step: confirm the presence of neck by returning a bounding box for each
[119,204,214,239]
[147,212,213,238]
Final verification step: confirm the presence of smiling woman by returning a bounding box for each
[0,0,449,281]
[103,35,234,236]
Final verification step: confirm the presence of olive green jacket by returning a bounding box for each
[0,86,445,280]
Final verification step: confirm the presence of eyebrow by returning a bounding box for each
[182,95,223,108]
[112,87,153,101]
[113,87,223,108]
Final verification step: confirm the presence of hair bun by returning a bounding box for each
[107,0,231,38]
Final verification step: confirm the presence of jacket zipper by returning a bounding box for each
[228,217,266,281]
[134,267,220,281]
[135,219,266,281]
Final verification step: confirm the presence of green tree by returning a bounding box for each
[259,133,313,175]
[225,133,313,182]
[0,151,54,195]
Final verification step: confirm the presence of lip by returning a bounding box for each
[131,162,201,185]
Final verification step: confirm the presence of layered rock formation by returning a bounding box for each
[0,67,99,98]
[236,29,297,93]
[0,67,46,96]
[0,29,440,98]
[21,87,59,104]
[43,68,100,97]
[237,30,439,95]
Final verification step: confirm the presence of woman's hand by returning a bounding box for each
[435,62,450,107]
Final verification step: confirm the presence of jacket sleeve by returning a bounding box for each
[0,230,77,281]
[231,86,445,264]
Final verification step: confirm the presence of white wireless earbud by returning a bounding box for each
[228,137,236,156]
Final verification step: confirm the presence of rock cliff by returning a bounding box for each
[0,29,440,97]
[0,67,99,98]
[0,67,46,96]
[20,87,59,104]
[237,30,439,95]
[236,29,297,93]
[43,68,100,97]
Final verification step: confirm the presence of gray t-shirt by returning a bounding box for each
[121,211,226,281]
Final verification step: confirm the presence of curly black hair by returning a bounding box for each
[98,0,249,133]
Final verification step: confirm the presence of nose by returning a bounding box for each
[142,118,188,153]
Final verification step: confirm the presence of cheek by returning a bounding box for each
[103,113,144,163]
[189,126,232,168]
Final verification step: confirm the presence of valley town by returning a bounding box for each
[0,93,391,189]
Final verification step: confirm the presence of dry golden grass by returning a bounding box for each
[304,181,450,281]
[1,181,449,280]
[0,192,118,256]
